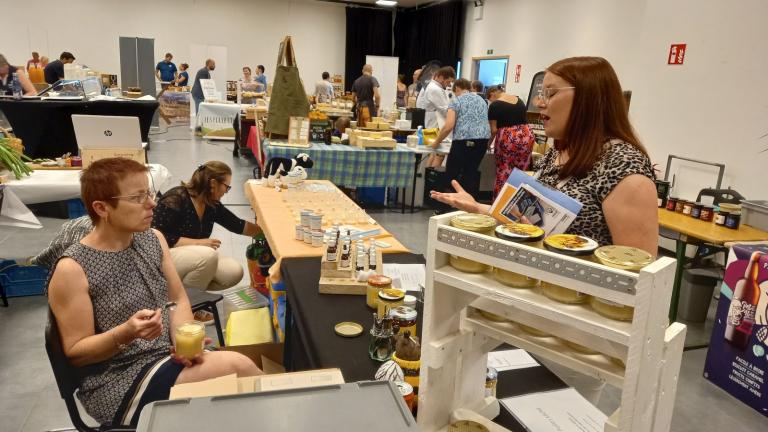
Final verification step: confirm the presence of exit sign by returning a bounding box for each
[486,49,493,55]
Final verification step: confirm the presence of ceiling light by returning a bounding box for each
[376,0,398,7]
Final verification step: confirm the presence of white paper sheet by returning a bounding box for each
[0,186,42,228]
[487,349,539,372]
[500,388,607,432]
[382,263,425,292]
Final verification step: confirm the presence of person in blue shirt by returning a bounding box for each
[254,65,267,93]
[175,63,190,88]
[155,53,178,89]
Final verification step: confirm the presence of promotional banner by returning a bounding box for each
[704,243,768,417]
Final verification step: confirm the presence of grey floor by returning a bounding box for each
[1,125,765,431]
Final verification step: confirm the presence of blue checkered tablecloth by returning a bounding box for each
[263,141,415,188]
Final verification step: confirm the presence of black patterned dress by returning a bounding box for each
[533,140,655,246]
[53,230,178,425]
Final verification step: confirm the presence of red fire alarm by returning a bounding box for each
[668,44,686,65]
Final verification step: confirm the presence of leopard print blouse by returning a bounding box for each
[533,140,655,246]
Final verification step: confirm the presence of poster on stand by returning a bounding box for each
[704,243,768,417]
[158,90,191,124]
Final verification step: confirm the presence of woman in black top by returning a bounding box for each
[152,161,261,315]
[0,54,36,96]
[487,89,535,198]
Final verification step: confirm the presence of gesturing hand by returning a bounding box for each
[125,309,163,341]
[429,180,481,213]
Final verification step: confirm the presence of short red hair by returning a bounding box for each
[80,158,148,223]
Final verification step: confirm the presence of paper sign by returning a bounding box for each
[500,388,607,432]
[487,349,539,372]
[200,79,217,100]
[382,263,426,292]
[668,44,687,65]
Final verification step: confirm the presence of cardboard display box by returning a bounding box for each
[79,148,146,168]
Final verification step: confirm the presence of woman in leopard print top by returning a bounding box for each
[431,56,658,255]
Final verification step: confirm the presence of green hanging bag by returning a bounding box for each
[266,36,310,136]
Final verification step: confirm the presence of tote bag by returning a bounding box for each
[266,36,310,136]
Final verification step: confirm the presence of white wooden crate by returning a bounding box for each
[418,212,687,432]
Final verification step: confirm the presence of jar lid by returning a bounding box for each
[448,421,490,432]
[594,245,654,271]
[543,234,598,256]
[379,288,405,301]
[702,205,714,209]
[367,274,392,287]
[390,305,417,320]
[450,213,497,232]
[486,366,498,380]
[395,381,413,396]
[404,294,417,307]
[495,223,545,242]
[719,203,742,212]
[177,321,205,335]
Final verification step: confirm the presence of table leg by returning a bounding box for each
[669,238,687,322]
[411,153,422,213]
[401,186,406,214]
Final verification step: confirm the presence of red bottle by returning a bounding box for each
[725,252,763,349]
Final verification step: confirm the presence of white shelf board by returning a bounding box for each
[434,229,638,306]
[462,314,625,388]
[435,266,632,345]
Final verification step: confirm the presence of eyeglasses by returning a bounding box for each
[111,190,157,204]
[536,86,575,105]
[221,182,232,193]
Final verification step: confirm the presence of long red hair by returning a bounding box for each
[547,57,647,179]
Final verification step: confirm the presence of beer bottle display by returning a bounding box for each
[724,251,763,349]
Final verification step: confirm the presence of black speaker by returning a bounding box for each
[406,108,425,129]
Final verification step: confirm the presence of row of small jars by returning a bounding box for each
[448,214,654,322]
[665,198,742,229]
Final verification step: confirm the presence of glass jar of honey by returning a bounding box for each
[390,306,418,335]
[541,234,598,304]
[562,339,599,355]
[449,214,497,273]
[378,288,405,317]
[367,274,392,309]
[493,223,544,288]
[589,245,654,321]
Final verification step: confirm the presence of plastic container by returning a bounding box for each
[741,200,768,231]
[0,260,48,297]
[367,275,392,309]
[589,245,653,321]
[540,234,598,304]
[493,223,544,288]
[449,214,497,273]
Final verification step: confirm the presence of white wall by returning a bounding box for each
[461,0,768,199]
[0,0,346,95]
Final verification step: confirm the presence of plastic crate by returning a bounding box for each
[67,199,87,219]
[0,260,48,297]
[741,200,768,231]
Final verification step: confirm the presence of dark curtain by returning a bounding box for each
[394,1,465,81]
[345,7,393,91]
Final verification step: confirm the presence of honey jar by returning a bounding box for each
[378,288,405,317]
[493,223,544,288]
[478,310,509,322]
[449,214,497,273]
[681,201,693,216]
[367,274,392,309]
[390,306,418,336]
[589,245,654,321]
[562,339,599,355]
[518,323,551,337]
[541,234,598,304]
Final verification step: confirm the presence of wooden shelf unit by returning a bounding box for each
[418,212,687,432]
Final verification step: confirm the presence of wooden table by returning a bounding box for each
[244,179,409,280]
[658,208,768,321]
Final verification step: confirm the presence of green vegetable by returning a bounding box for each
[0,138,33,179]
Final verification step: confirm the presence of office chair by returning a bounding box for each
[185,288,225,347]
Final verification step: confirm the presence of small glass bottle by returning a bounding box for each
[369,314,395,361]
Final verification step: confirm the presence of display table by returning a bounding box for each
[263,141,414,188]
[280,254,567,432]
[658,208,768,321]
[196,102,243,140]
[4,163,172,205]
[244,180,408,279]
[0,99,159,158]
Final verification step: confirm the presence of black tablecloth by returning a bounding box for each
[0,99,159,158]
[281,255,568,431]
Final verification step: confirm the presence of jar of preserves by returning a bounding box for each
[681,201,693,216]
[367,274,392,309]
[589,245,654,321]
[390,306,418,336]
[541,234,598,304]
[449,214,497,273]
[715,211,729,226]
[700,205,714,222]
[674,199,685,213]
[493,223,544,288]
[665,197,678,211]
[690,202,702,219]
[378,288,405,317]
[725,211,741,229]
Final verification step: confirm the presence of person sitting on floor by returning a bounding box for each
[47,157,263,427]
[151,161,261,322]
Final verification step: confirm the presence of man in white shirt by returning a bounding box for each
[314,71,334,103]
[417,66,456,167]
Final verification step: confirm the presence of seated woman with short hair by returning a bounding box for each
[47,157,262,427]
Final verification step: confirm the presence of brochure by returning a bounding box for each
[490,169,582,236]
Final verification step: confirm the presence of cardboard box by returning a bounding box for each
[79,147,146,168]
[168,342,345,400]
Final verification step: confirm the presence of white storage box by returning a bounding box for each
[741,200,768,231]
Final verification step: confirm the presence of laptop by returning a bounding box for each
[71,115,143,150]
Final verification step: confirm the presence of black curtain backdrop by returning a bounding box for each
[394,1,465,81]
[345,7,393,91]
